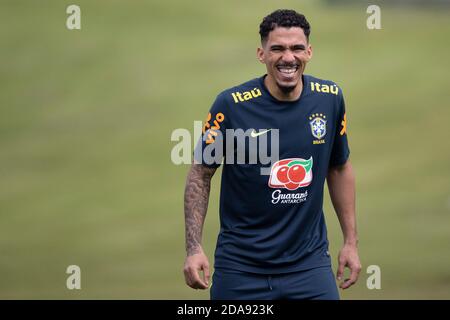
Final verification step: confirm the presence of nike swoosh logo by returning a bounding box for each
[250,129,272,138]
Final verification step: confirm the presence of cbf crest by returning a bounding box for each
[309,113,327,144]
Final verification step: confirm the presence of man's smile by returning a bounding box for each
[276,64,299,75]
[276,63,300,80]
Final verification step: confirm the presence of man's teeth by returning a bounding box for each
[277,67,297,74]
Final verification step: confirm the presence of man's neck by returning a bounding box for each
[264,74,303,102]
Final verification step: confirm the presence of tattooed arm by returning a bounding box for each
[183,163,217,289]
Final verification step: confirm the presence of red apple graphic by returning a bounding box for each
[276,165,290,184]
[288,165,306,183]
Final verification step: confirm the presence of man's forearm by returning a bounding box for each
[184,164,217,256]
[327,160,358,245]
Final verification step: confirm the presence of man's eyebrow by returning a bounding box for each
[269,44,306,50]
[270,44,285,50]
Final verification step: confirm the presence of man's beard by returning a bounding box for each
[277,83,296,94]
[276,73,303,94]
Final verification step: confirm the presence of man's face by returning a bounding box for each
[257,27,312,92]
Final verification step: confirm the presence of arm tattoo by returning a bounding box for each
[184,164,217,256]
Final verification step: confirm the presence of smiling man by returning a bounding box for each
[183,9,361,300]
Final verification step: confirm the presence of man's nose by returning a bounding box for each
[281,50,296,63]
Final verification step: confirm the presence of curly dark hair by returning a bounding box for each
[259,9,311,43]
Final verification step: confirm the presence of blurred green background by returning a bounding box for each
[0,0,449,299]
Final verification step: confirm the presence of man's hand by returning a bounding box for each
[336,243,361,289]
[183,250,210,290]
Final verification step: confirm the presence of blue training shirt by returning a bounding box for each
[195,74,350,274]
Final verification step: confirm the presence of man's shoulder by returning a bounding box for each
[305,74,343,97]
[215,77,263,104]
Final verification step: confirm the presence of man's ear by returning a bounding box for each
[306,44,313,62]
[256,47,265,64]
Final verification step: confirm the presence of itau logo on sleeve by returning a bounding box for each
[268,157,313,190]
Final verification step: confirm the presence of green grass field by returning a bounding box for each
[1,0,449,299]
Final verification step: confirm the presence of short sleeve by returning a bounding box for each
[193,93,228,168]
[329,89,350,167]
